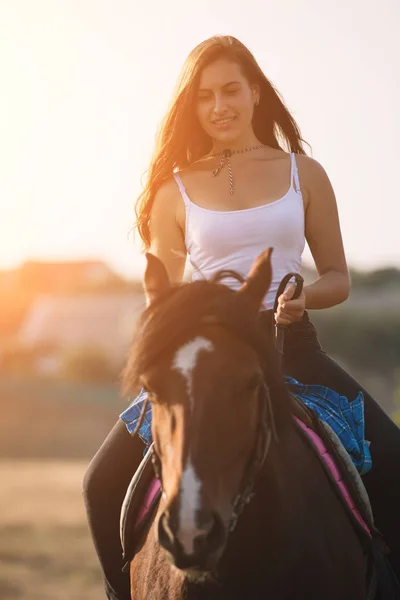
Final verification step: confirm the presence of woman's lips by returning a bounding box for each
[211,116,237,129]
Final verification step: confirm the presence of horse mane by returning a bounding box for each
[121,272,292,430]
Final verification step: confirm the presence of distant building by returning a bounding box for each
[14,259,120,294]
[0,259,133,339]
[17,292,146,374]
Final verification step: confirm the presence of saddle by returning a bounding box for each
[289,393,374,536]
[120,443,161,572]
[290,394,400,600]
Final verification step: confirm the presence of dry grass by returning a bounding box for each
[0,460,89,526]
[0,460,105,600]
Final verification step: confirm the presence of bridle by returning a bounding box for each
[229,382,276,532]
[143,273,304,535]
[149,372,277,535]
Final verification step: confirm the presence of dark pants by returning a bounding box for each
[82,311,400,600]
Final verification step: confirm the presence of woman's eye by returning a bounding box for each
[226,89,238,95]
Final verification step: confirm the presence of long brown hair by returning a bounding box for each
[136,35,309,249]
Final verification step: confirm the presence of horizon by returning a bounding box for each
[1,0,399,279]
[2,253,399,282]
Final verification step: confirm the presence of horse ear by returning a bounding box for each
[238,248,273,314]
[143,253,171,306]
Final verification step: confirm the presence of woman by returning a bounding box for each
[83,35,400,600]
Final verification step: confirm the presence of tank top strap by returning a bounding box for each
[173,173,190,207]
[290,152,301,193]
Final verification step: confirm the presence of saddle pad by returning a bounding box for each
[135,478,161,529]
[295,416,371,536]
[120,444,162,568]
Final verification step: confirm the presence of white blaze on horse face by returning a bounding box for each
[172,336,214,555]
[172,337,213,410]
[178,457,203,555]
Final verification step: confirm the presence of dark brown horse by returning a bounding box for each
[122,249,369,600]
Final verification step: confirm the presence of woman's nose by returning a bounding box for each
[212,94,228,114]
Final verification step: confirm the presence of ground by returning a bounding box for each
[0,460,105,600]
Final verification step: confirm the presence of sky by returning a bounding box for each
[1,0,399,279]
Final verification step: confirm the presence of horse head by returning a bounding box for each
[122,249,291,579]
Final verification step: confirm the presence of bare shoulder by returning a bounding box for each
[151,174,186,235]
[295,154,334,208]
[296,154,330,179]
[296,154,332,185]
[153,175,182,209]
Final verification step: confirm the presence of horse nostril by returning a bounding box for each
[158,510,176,551]
[198,509,215,535]
[195,509,226,554]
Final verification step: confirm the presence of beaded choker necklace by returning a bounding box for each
[209,144,267,195]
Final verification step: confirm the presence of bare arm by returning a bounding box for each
[148,178,187,284]
[300,156,350,309]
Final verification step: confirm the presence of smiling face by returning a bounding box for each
[195,59,260,148]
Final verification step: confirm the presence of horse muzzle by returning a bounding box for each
[157,506,227,573]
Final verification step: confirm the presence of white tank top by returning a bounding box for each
[173,152,305,310]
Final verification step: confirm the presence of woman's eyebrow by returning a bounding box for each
[197,80,241,92]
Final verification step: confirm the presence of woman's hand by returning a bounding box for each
[274,283,306,326]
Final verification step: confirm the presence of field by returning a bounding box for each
[0,377,131,599]
[0,460,104,600]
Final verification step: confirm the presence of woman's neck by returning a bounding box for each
[210,131,262,154]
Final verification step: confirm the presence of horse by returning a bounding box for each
[121,249,371,600]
